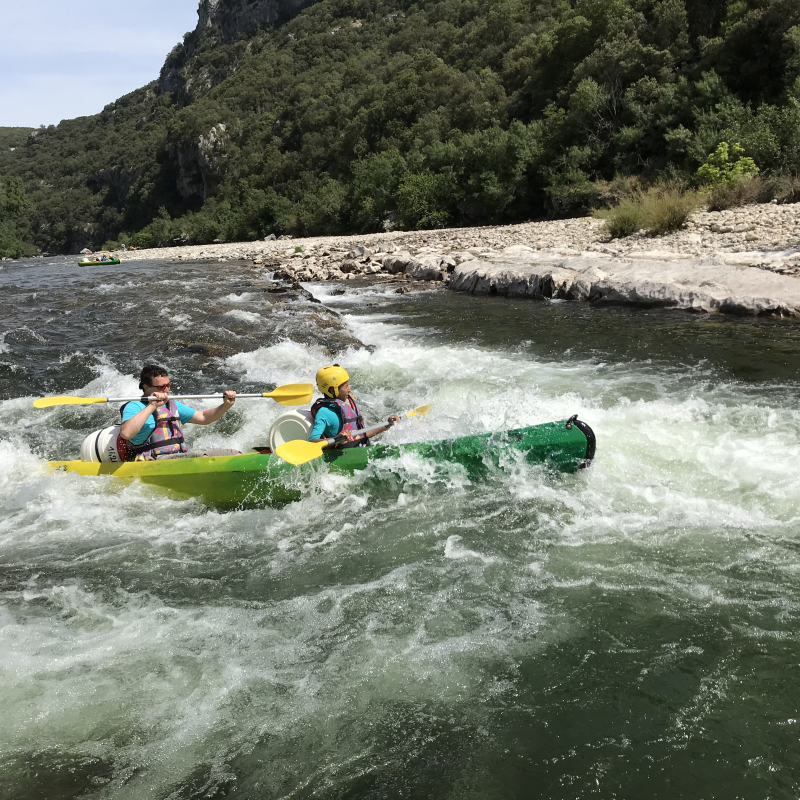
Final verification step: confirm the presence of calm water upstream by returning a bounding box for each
[2,256,800,799]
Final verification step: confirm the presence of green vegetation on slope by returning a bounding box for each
[2,0,800,254]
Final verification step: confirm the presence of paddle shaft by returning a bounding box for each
[317,404,429,446]
[107,394,266,403]
[320,421,394,448]
[33,383,314,409]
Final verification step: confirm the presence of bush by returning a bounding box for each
[594,198,645,238]
[642,186,703,235]
[0,221,24,258]
[595,183,703,238]
[396,170,460,230]
[698,142,759,188]
[764,174,800,205]
[130,231,154,249]
[707,174,765,210]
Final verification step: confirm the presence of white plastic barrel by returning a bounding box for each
[268,410,313,453]
[79,426,129,463]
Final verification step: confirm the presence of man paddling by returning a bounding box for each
[119,364,238,460]
[308,365,400,447]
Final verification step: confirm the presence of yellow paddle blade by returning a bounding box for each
[263,383,315,406]
[406,403,433,418]
[32,396,107,409]
[275,438,326,465]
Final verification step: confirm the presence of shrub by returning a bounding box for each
[707,174,765,210]
[130,231,154,249]
[0,221,24,258]
[593,175,644,208]
[544,168,601,217]
[595,183,703,238]
[594,198,645,238]
[764,174,800,205]
[698,142,759,188]
[642,185,703,235]
[396,170,460,230]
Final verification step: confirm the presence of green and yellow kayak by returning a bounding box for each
[77,258,121,266]
[49,418,596,509]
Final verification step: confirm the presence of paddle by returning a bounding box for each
[32,383,315,409]
[276,403,433,466]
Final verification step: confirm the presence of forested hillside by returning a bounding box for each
[2,0,800,255]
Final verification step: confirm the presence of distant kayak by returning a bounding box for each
[49,418,596,509]
[77,258,121,266]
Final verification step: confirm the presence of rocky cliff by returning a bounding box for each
[197,0,318,44]
[160,0,319,102]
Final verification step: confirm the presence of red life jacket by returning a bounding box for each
[123,399,188,461]
[310,396,369,448]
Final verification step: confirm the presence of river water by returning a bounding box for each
[2,256,800,799]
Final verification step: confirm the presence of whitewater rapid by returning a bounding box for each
[2,260,800,798]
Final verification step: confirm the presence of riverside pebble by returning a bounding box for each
[113,202,800,317]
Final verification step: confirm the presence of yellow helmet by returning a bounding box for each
[316,364,349,399]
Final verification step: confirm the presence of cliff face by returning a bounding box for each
[197,0,317,44]
[159,0,319,103]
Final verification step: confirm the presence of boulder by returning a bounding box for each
[405,259,445,281]
[502,245,538,258]
[382,251,412,274]
[340,259,362,273]
[346,246,373,260]
[439,254,457,273]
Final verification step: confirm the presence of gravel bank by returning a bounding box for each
[111,202,800,316]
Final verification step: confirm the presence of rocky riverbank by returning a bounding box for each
[113,201,800,316]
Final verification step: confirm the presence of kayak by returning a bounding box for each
[77,258,121,266]
[49,417,596,509]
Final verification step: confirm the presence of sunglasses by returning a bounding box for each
[146,382,171,390]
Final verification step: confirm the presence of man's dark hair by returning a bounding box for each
[139,364,169,391]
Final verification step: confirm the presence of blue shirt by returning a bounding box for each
[121,400,197,446]
[309,406,342,440]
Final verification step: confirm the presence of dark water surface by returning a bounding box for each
[2,256,800,799]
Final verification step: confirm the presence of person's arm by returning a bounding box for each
[309,407,346,443]
[188,391,237,425]
[360,415,401,441]
[119,395,166,440]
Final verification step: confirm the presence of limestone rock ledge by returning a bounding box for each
[448,255,800,317]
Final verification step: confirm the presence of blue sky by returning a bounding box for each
[1,0,199,127]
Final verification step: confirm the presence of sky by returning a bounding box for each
[1,0,200,128]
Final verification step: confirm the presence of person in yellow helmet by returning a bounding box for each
[308,365,400,447]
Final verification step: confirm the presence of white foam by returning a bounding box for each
[444,535,500,564]
[223,309,263,324]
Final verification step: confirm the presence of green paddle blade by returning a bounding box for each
[33,396,107,409]
[406,403,433,418]
[263,383,314,406]
[275,438,327,465]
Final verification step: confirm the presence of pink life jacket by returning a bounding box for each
[310,395,369,448]
[125,399,188,461]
